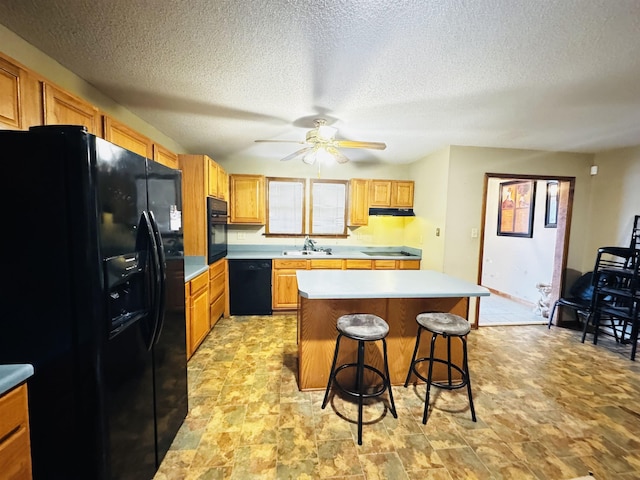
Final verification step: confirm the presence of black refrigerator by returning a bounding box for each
[0,125,188,479]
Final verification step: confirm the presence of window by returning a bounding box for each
[265,177,348,236]
[310,179,347,235]
[266,177,305,235]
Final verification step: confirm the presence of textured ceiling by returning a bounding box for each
[1,0,640,165]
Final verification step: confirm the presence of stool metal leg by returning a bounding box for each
[381,338,397,418]
[461,335,477,422]
[322,334,343,409]
[446,334,452,386]
[356,339,365,445]
[423,332,438,424]
[404,325,423,387]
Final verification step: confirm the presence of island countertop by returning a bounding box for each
[297,270,490,299]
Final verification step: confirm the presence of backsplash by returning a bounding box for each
[227,216,420,248]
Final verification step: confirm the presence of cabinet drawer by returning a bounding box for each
[208,259,225,279]
[190,272,209,294]
[344,259,372,269]
[398,260,421,270]
[273,259,308,269]
[309,259,343,269]
[373,260,396,270]
[0,384,28,440]
[0,421,32,479]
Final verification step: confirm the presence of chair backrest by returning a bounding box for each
[631,215,640,250]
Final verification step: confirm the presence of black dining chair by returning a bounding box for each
[547,272,595,328]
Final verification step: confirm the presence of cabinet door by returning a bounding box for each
[369,180,392,207]
[272,269,300,310]
[348,179,369,226]
[391,181,414,208]
[230,174,265,224]
[0,56,22,130]
[207,158,218,198]
[217,168,228,201]
[103,115,153,158]
[153,144,179,169]
[190,285,209,353]
[185,284,192,359]
[43,83,100,134]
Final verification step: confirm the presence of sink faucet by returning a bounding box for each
[303,235,316,251]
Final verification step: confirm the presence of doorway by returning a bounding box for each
[475,173,575,327]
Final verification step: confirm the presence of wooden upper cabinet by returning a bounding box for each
[0,56,22,130]
[207,158,218,198]
[369,180,392,207]
[153,143,179,169]
[369,179,414,208]
[230,174,265,224]
[391,181,414,208]
[0,54,41,130]
[42,83,100,134]
[103,116,153,158]
[348,178,369,226]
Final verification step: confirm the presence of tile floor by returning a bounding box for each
[478,294,548,326]
[154,314,640,480]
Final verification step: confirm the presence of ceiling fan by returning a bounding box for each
[254,118,386,164]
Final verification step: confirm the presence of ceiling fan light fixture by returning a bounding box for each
[302,150,317,165]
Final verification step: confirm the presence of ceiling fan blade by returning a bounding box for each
[255,139,307,144]
[334,140,387,150]
[281,147,312,162]
[325,146,350,164]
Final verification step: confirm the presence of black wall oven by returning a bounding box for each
[207,197,228,264]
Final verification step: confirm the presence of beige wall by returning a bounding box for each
[0,24,186,154]
[587,147,640,256]
[225,157,415,248]
[407,146,450,271]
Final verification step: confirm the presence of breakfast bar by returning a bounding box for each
[296,270,490,390]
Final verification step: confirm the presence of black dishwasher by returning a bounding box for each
[229,259,273,315]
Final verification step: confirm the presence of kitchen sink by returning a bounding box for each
[282,250,332,256]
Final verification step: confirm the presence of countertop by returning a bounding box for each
[0,364,34,396]
[226,244,422,261]
[184,246,422,283]
[296,270,490,299]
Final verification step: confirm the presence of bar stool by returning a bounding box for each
[404,312,476,425]
[321,313,397,445]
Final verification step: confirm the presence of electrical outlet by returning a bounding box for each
[237,232,246,240]
[471,228,478,238]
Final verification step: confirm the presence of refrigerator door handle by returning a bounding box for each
[147,210,167,346]
[141,210,161,351]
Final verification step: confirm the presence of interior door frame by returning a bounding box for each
[474,173,576,328]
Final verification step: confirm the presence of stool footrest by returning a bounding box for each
[334,363,389,399]
[408,358,469,390]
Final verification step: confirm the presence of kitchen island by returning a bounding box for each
[296,270,489,390]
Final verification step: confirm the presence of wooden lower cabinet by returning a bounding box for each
[209,259,226,327]
[186,271,209,359]
[272,258,421,311]
[0,383,32,480]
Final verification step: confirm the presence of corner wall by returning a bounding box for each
[587,147,640,256]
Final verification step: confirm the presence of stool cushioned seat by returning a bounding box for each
[417,312,470,336]
[337,314,389,340]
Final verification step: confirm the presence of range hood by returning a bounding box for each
[368,207,415,217]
